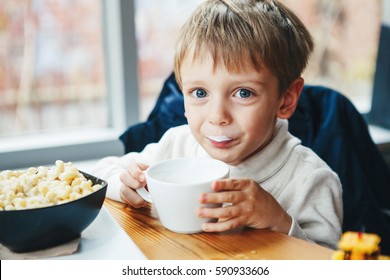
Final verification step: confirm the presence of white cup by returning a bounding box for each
[141,157,229,234]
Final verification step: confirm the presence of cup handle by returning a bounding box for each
[136,187,152,203]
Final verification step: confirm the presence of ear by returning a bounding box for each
[277,77,304,119]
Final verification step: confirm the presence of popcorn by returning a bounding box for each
[0,160,103,211]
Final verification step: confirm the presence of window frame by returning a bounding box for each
[366,0,390,130]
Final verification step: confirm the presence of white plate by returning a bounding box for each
[54,207,147,260]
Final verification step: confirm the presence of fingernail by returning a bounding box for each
[139,174,145,182]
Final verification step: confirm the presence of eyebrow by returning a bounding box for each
[240,79,267,85]
[225,77,268,88]
[181,78,268,89]
[181,79,206,86]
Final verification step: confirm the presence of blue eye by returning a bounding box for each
[236,89,252,98]
[192,89,207,98]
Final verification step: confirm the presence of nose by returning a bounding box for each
[207,97,232,126]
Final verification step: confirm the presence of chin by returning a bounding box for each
[207,151,239,166]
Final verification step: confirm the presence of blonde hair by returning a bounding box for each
[174,0,314,94]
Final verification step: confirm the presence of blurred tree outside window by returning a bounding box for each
[0,0,107,137]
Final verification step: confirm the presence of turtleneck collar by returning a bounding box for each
[227,119,301,183]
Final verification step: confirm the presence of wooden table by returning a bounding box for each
[104,198,334,260]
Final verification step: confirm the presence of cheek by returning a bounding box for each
[184,108,202,131]
[184,108,194,122]
[183,101,192,119]
[184,101,202,121]
[240,111,276,139]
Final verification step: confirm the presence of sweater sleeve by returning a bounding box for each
[282,168,343,249]
[91,127,178,201]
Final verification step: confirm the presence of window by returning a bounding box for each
[285,0,381,113]
[0,0,136,169]
[0,0,107,136]
[134,0,204,119]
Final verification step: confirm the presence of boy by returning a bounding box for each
[93,0,342,249]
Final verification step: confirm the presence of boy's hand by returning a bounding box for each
[119,162,149,208]
[197,179,292,234]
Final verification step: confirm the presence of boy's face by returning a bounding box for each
[180,53,291,166]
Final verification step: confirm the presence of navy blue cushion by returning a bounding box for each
[120,73,390,254]
[120,73,186,153]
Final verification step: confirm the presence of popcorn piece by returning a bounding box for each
[0,160,103,211]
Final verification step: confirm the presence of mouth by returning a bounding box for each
[206,135,233,142]
[206,135,236,148]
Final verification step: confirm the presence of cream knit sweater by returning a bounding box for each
[93,119,343,249]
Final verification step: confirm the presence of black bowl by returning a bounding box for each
[0,171,107,253]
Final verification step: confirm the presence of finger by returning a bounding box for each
[211,179,251,192]
[137,162,149,170]
[128,162,149,182]
[202,217,244,232]
[200,190,244,204]
[120,184,148,208]
[119,172,146,190]
[197,204,240,219]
